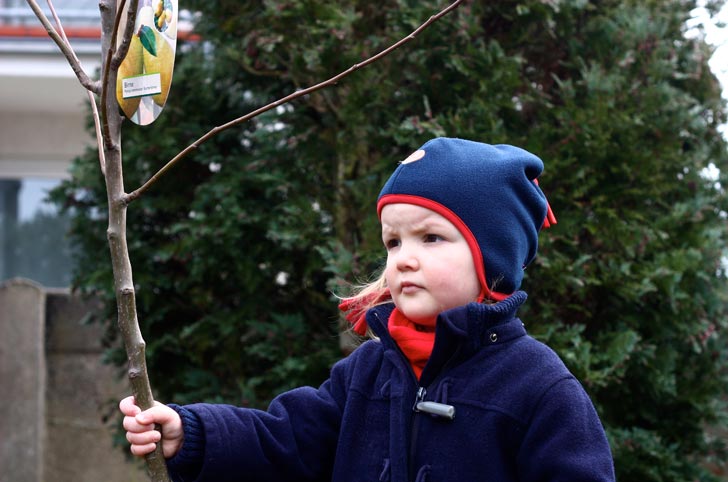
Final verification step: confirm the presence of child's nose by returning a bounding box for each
[395,244,419,271]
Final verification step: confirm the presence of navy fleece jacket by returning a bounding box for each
[166,291,615,482]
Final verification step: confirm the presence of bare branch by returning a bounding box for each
[100,0,139,150]
[91,96,107,177]
[111,0,139,70]
[99,45,116,149]
[46,0,105,175]
[25,0,100,94]
[123,0,465,204]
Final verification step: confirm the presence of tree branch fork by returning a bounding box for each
[25,1,465,480]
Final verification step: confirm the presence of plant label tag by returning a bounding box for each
[121,73,162,99]
[115,0,179,125]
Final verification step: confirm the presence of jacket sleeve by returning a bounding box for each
[516,377,616,482]
[164,361,350,482]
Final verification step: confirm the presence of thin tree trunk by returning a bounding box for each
[98,0,170,479]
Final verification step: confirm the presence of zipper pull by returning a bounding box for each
[412,387,455,420]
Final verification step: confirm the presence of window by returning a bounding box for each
[0,177,73,287]
[0,0,100,27]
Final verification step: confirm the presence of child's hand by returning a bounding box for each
[119,396,184,459]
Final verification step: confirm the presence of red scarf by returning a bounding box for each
[387,308,435,380]
[339,294,435,379]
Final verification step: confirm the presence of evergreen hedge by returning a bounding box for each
[53,1,728,479]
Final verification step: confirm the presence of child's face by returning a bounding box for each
[380,203,481,327]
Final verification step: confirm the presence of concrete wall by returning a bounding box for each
[0,278,147,482]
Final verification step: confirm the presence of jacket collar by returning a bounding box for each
[367,291,528,352]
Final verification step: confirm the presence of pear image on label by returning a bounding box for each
[116,34,143,118]
[116,0,178,125]
[142,27,174,107]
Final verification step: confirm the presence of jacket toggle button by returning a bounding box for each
[413,387,455,420]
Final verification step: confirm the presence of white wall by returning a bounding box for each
[0,45,99,179]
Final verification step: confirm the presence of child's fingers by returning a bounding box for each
[119,397,183,459]
[127,428,161,446]
[130,443,156,456]
[129,440,159,456]
[134,404,177,427]
[120,398,174,428]
[122,405,158,433]
[123,404,178,438]
[127,429,160,456]
[119,395,141,416]
[123,413,154,433]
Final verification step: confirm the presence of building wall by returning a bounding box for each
[0,278,147,482]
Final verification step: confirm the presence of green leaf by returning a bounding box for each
[138,25,157,57]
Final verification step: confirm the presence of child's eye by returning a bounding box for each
[424,234,444,243]
[384,238,401,250]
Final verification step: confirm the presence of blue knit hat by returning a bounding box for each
[377,137,556,301]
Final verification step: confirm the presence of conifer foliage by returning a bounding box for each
[53,1,728,479]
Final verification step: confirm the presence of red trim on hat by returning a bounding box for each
[377,194,511,302]
[543,202,557,228]
[533,179,558,229]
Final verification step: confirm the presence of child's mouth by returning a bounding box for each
[400,281,422,294]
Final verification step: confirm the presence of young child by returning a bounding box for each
[120,137,616,481]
